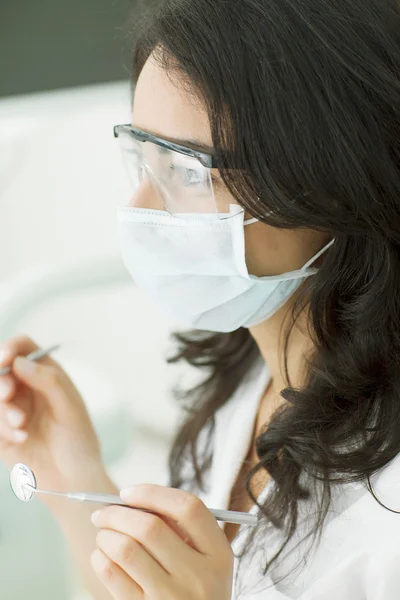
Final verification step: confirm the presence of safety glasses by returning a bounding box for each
[114,124,238,219]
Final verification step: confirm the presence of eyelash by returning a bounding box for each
[169,164,221,187]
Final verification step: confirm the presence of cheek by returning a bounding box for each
[213,182,241,213]
[244,224,306,277]
[244,222,281,277]
[127,178,165,211]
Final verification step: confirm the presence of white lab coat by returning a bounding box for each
[174,357,400,599]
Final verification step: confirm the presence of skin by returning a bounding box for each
[132,51,331,396]
[88,51,333,596]
[0,50,333,600]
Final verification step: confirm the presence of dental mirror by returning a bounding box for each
[10,463,36,502]
[9,463,258,527]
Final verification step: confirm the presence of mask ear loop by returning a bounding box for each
[243,211,335,268]
[243,196,273,226]
[244,217,259,226]
[301,237,336,271]
[242,194,335,275]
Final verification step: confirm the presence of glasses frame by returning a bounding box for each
[113,124,220,169]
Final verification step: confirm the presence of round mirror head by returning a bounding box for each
[10,463,36,502]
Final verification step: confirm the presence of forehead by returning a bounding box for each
[132,53,212,146]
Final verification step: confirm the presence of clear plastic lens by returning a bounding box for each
[117,129,217,216]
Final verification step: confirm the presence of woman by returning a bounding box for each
[1,0,400,598]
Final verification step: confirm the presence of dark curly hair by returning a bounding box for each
[128,0,400,593]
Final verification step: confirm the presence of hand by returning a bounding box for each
[0,335,107,499]
[90,483,234,600]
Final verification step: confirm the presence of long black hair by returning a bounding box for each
[128,0,400,593]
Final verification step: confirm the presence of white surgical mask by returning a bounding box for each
[117,204,335,332]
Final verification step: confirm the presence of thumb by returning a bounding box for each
[13,356,62,396]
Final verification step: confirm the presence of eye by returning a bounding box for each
[168,164,204,186]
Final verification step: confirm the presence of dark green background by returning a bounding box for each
[0,0,158,97]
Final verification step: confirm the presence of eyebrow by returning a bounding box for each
[133,125,215,155]
[167,136,215,154]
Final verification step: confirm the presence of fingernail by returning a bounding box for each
[6,409,24,428]
[91,510,101,525]
[91,548,107,571]
[120,487,137,501]
[13,430,27,443]
[0,345,11,367]
[0,379,11,398]
[14,356,35,375]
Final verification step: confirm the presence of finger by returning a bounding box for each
[92,506,197,574]
[91,548,143,600]
[96,530,170,598]
[1,336,65,400]
[0,375,17,404]
[120,484,231,557]
[0,376,28,429]
[0,375,32,429]
[0,419,28,444]
[0,341,19,367]
[0,404,27,430]
[0,336,40,365]
[0,375,27,427]
[12,356,66,398]
[0,335,59,369]
[10,353,76,426]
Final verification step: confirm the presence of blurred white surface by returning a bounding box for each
[0,82,131,277]
[0,82,197,599]
[0,79,190,440]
